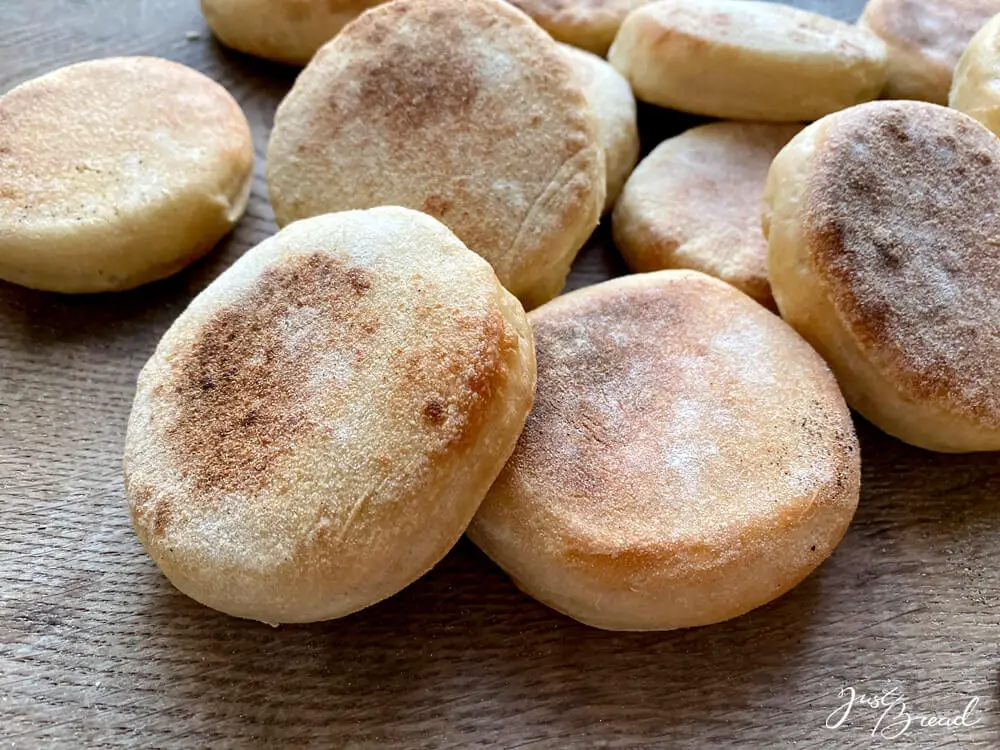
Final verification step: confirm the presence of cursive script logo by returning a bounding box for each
[826,687,982,739]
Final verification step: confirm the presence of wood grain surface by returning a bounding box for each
[2,1,998,747]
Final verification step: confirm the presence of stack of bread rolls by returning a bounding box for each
[3,0,1000,631]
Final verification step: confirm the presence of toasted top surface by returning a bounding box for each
[802,101,1000,426]
[126,208,525,566]
[622,121,801,248]
[615,122,800,303]
[493,271,856,559]
[0,57,250,229]
[628,0,883,59]
[266,0,602,291]
[862,0,1000,65]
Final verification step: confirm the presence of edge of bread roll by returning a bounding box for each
[560,43,640,213]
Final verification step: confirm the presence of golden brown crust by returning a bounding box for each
[861,0,1000,104]
[469,270,860,631]
[201,0,384,65]
[266,0,605,307]
[506,0,653,54]
[125,207,536,623]
[801,102,1000,431]
[165,254,378,502]
[612,121,802,308]
[0,57,253,293]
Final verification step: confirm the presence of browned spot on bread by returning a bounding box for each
[350,36,480,134]
[344,0,406,45]
[151,502,172,537]
[455,310,518,405]
[400,305,517,450]
[421,194,450,218]
[166,252,378,498]
[130,484,153,521]
[422,397,447,425]
[805,101,1000,424]
[130,483,173,537]
[131,484,152,507]
[523,289,690,471]
[318,3,485,145]
[346,266,372,293]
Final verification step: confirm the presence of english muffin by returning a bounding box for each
[613,121,802,307]
[0,57,253,293]
[200,0,386,66]
[469,271,860,631]
[951,12,1000,137]
[765,101,1000,452]
[125,207,536,624]
[861,0,1000,104]
[267,0,605,309]
[561,44,640,212]
[608,0,888,121]
[506,0,653,55]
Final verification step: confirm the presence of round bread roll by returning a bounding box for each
[469,271,860,631]
[608,0,888,122]
[861,0,1000,105]
[0,57,253,294]
[613,121,802,307]
[124,207,536,624]
[561,44,640,212]
[200,0,386,66]
[951,12,1000,137]
[267,0,605,310]
[765,101,1000,453]
[506,0,653,55]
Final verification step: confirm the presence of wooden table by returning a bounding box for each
[2,1,997,746]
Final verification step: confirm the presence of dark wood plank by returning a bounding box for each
[2,0,998,747]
